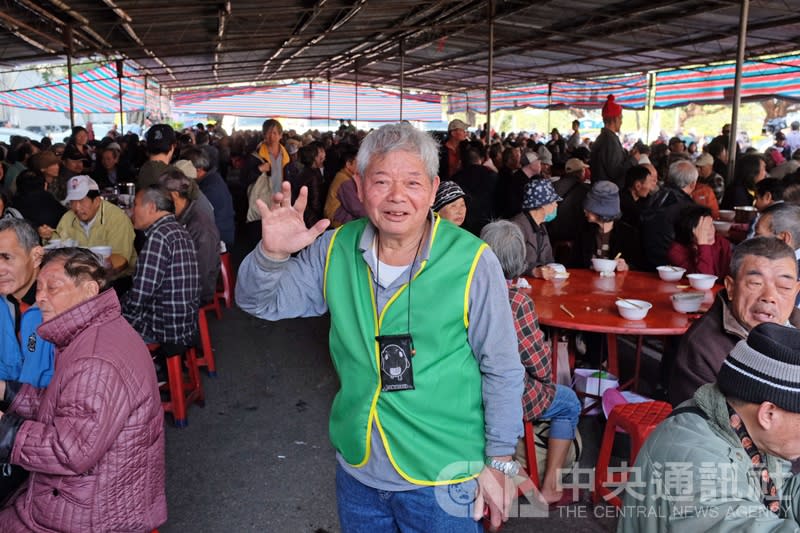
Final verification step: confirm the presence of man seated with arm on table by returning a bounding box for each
[236,123,524,532]
[669,237,800,406]
[37,175,137,278]
[620,323,800,532]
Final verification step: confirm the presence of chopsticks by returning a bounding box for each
[560,304,575,318]
[617,297,644,309]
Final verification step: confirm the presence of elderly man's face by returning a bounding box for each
[450,128,468,143]
[725,254,800,330]
[70,196,102,223]
[101,150,118,170]
[0,229,42,300]
[36,260,99,322]
[356,150,438,245]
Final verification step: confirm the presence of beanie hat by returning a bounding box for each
[583,181,621,220]
[433,181,466,212]
[521,178,562,210]
[601,94,622,120]
[717,323,800,413]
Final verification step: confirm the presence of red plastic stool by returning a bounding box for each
[594,401,672,507]
[215,252,234,309]
[151,345,204,428]
[196,304,218,377]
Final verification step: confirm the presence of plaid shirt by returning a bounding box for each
[509,287,556,420]
[122,214,199,346]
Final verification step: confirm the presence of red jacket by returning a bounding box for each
[666,236,732,278]
[0,290,166,532]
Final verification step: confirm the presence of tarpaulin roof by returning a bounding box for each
[448,74,648,114]
[0,1,799,95]
[0,63,168,115]
[653,53,800,108]
[172,82,442,121]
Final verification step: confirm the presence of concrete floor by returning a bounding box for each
[158,301,641,532]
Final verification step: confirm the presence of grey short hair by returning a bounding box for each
[41,247,109,290]
[0,218,39,251]
[730,236,796,279]
[181,146,210,171]
[480,220,526,279]
[159,169,192,200]
[667,160,698,189]
[356,123,439,182]
[761,203,800,249]
[139,185,175,214]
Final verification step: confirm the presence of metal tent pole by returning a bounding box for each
[400,39,405,121]
[547,82,552,132]
[647,72,654,144]
[327,72,331,131]
[142,75,148,128]
[309,80,313,124]
[116,59,125,133]
[486,0,495,138]
[727,0,750,185]
[66,25,75,129]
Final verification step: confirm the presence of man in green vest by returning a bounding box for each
[237,123,524,532]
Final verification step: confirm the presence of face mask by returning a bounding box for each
[544,207,558,223]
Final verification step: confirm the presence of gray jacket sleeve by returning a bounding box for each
[467,248,525,457]
[234,231,334,320]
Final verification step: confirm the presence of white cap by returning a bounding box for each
[64,175,99,202]
[174,160,197,179]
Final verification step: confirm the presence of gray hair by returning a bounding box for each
[181,146,211,171]
[730,236,796,279]
[41,247,109,290]
[760,203,800,249]
[480,220,526,279]
[0,218,39,251]
[667,160,698,189]
[159,169,192,200]
[139,185,175,214]
[356,123,439,182]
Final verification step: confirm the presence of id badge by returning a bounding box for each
[377,334,415,392]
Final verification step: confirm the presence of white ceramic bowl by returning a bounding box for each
[592,257,617,273]
[656,265,686,281]
[718,209,735,222]
[615,299,652,320]
[712,220,732,233]
[687,273,717,290]
[546,263,567,273]
[89,245,112,259]
[671,291,705,313]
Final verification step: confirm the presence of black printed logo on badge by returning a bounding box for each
[377,334,415,392]
[27,333,36,352]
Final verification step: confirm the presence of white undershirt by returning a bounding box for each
[369,245,410,288]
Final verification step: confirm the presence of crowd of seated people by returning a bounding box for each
[5,107,800,529]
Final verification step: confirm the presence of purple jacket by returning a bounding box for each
[0,290,166,532]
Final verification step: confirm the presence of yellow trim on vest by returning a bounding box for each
[322,226,344,303]
[353,262,384,468]
[354,218,440,470]
[373,413,481,486]
[463,243,488,329]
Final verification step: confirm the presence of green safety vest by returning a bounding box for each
[323,216,487,485]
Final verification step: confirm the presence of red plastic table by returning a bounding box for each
[520,269,720,390]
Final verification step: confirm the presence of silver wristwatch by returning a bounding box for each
[486,458,521,477]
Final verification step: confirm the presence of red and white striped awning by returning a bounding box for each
[172,82,443,122]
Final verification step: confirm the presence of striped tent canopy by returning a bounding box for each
[448,74,648,114]
[654,54,800,108]
[172,82,442,122]
[0,63,163,114]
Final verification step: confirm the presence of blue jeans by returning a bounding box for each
[540,384,581,440]
[336,464,483,533]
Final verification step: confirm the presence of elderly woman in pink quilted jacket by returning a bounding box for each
[0,247,166,532]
